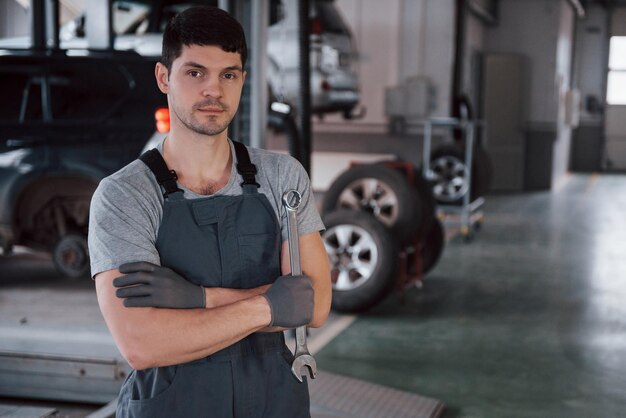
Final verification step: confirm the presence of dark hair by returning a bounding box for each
[161,6,247,71]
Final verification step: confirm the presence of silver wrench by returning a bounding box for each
[282,189,317,382]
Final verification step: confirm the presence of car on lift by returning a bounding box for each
[55,0,363,119]
[0,48,167,277]
[267,0,362,119]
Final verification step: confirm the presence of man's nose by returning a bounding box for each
[201,76,222,98]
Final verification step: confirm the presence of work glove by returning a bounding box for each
[113,261,205,309]
[262,274,314,328]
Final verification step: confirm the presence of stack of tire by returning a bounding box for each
[321,162,445,313]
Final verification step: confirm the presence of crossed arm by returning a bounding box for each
[95,232,331,370]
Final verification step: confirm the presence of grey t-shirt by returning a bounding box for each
[88,138,324,279]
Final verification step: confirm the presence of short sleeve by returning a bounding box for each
[88,177,161,279]
[278,156,325,243]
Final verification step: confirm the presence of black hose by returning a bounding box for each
[297,0,312,175]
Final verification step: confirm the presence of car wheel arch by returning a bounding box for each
[11,173,101,248]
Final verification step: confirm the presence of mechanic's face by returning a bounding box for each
[156,44,246,138]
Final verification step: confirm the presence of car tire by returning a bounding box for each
[420,218,445,275]
[407,217,445,276]
[322,163,421,245]
[322,210,398,313]
[52,234,90,279]
[412,167,437,238]
[374,161,437,240]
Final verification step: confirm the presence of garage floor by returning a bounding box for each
[314,173,626,418]
[3,128,626,417]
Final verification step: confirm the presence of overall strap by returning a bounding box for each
[233,141,260,192]
[138,149,182,198]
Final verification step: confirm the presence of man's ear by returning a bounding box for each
[155,62,170,94]
[242,70,247,84]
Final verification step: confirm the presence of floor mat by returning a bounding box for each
[310,370,444,418]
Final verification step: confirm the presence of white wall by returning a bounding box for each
[315,0,455,133]
[314,0,401,131]
[0,0,83,42]
[0,0,29,38]
[462,12,485,108]
[486,0,562,124]
[418,0,455,118]
[484,0,577,189]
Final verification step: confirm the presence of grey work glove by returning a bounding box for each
[113,261,205,309]
[262,274,314,328]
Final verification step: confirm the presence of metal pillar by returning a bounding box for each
[45,0,60,50]
[249,0,269,149]
[218,0,231,12]
[297,0,312,175]
[31,0,46,50]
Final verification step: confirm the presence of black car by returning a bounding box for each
[0,48,167,277]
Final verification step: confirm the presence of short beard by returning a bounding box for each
[182,115,229,136]
[172,106,231,137]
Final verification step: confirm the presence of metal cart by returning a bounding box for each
[419,117,486,241]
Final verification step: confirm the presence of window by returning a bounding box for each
[49,62,128,122]
[607,36,626,105]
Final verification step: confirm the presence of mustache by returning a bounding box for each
[194,99,227,110]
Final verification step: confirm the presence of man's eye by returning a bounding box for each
[188,71,202,77]
[223,73,236,80]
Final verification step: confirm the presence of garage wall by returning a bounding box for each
[314,0,455,133]
[611,6,626,34]
[486,0,561,124]
[334,0,401,130]
[604,7,626,169]
[484,0,576,190]
[574,4,608,124]
[0,0,83,41]
[0,0,29,38]
[461,12,486,114]
[574,4,608,161]
[406,0,455,119]
[570,4,608,172]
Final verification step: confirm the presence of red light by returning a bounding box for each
[155,108,170,133]
[321,80,331,91]
[310,17,322,35]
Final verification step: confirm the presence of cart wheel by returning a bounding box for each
[53,234,90,279]
[322,163,421,245]
[430,144,492,205]
[322,210,398,313]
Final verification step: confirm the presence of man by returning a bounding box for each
[88,6,331,418]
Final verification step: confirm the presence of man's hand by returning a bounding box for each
[262,275,314,328]
[113,261,205,309]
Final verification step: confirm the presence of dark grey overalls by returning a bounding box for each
[116,141,310,418]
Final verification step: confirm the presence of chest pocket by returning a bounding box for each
[235,196,281,287]
[238,232,277,268]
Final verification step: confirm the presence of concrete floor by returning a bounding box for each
[3,127,626,417]
[315,174,626,418]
